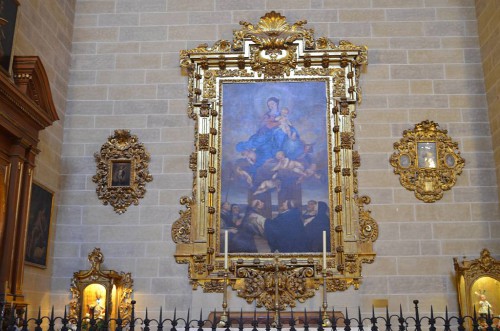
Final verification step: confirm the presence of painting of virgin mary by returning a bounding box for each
[220,81,331,254]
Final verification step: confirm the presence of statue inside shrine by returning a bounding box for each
[86,287,106,319]
[475,291,494,318]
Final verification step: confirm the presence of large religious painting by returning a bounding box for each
[220,81,330,253]
[172,12,378,311]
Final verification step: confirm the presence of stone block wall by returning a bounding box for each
[51,0,499,318]
[475,0,500,200]
[14,0,75,309]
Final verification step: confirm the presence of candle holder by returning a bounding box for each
[321,269,332,327]
[217,270,229,327]
[271,256,281,328]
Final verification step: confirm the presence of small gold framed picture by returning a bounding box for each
[391,120,465,202]
[93,130,152,214]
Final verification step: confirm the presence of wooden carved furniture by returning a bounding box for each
[69,248,133,322]
[0,56,58,309]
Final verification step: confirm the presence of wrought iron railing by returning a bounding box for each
[1,300,498,331]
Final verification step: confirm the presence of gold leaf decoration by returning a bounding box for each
[175,11,375,311]
[92,130,153,214]
[390,120,465,203]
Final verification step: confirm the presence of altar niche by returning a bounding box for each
[69,248,133,323]
[454,249,500,328]
[172,11,378,311]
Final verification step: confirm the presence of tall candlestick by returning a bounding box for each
[224,230,228,270]
[322,231,327,269]
[321,231,331,327]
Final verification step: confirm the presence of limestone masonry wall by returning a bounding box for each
[44,0,500,318]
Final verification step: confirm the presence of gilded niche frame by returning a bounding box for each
[93,129,153,214]
[454,249,500,325]
[172,12,378,310]
[69,248,133,322]
[390,120,465,203]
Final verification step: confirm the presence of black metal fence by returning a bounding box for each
[1,300,499,331]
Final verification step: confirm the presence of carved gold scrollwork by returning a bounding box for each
[92,130,153,214]
[69,248,133,323]
[171,196,192,244]
[202,279,225,293]
[233,11,314,51]
[454,249,500,324]
[233,261,316,310]
[174,11,376,310]
[325,278,351,292]
[356,196,379,243]
[390,120,465,202]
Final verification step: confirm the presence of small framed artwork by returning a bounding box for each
[417,142,437,169]
[25,182,54,268]
[399,154,411,168]
[0,0,19,75]
[93,130,153,214]
[390,120,465,202]
[109,160,133,187]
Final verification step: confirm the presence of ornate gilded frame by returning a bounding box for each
[172,12,378,310]
[69,248,133,322]
[390,120,465,203]
[454,249,500,322]
[92,129,153,214]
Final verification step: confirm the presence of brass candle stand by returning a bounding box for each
[272,260,281,327]
[321,269,332,327]
[217,270,229,327]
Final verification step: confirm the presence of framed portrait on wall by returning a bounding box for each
[0,0,19,75]
[109,160,132,187]
[25,182,54,268]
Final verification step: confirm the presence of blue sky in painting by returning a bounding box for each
[220,81,330,208]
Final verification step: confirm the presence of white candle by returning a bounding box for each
[224,230,228,270]
[322,231,327,269]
